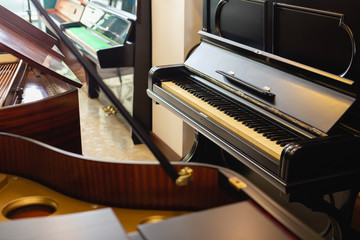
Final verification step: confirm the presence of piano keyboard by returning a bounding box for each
[161,79,305,161]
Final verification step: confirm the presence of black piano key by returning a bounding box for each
[254,126,277,132]
[225,108,247,114]
[246,122,269,128]
[243,119,264,125]
[217,104,235,111]
[263,131,287,137]
[234,115,253,121]
[216,101,231,106]
[202,96,219,102]
[194,92,208,98]
[243,121,259,127]
[219,106,237,111]
[208,100,226,107]
[278,138,301,147]
[196,91,210,96]
[276,138,297,144]
[227,112,244,118]
[266,134,288,140]
[269,135,295,141]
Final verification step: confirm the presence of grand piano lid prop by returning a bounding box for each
[0,5,82,88]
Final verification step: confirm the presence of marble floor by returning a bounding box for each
[78,83,157,162]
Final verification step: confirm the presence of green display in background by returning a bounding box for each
[43,0,57,9]
[67,27,114,50]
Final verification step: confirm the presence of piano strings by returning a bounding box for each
[0,54,21,106]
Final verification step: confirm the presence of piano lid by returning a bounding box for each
[0,5,82,88]
[185,31,356,134]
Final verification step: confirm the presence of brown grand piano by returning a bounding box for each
[147,0,360,238]
[0,5,82,154]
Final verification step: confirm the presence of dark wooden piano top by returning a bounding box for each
[0,5,82,88]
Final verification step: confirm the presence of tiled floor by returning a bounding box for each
[78,82,157,162]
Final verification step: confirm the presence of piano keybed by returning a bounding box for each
[161,78,307,162]
[65,26,115,55]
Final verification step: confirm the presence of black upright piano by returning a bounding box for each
[60,1,135,99]
[43,0,152,143]
[148,0,360,238]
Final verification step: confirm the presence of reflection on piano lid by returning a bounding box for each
[45,0,87,26]
[0,5,82,88]
[0,52,83,154]
[60,1,136,68]
[0,6,82,154]
[148,31,360,193]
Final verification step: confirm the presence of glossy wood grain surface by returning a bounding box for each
[0,6,58,54]
[0,5,82,88]
[0,132,236,211]
[0,68,82,154]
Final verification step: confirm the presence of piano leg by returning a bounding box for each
[186,131,360,239]
[86,58,100,99]
[301,189,360,240]
[183,131,229,167]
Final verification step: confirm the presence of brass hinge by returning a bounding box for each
[175,167,193,186]
[228,177,247,191]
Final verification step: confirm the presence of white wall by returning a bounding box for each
[151,0,202,158]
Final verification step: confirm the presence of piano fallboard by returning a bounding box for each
[185,32,356,135]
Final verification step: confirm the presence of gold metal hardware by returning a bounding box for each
[0,174,8,190]
[175,167,193,186]
[3,196,58,219]
[102,105,116,116]
[139,215,168,225]
[228,177,247,190]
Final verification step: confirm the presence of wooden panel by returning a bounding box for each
[204,0,267,50]
[273,3,352,76]
[0,5,82,88]
[0,87,82,154]
[0,132,236,210]
[0,6,57,51]
[203,0,360,80]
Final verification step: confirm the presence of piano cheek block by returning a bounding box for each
[280,135,360,183]
[97,43,134,69]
